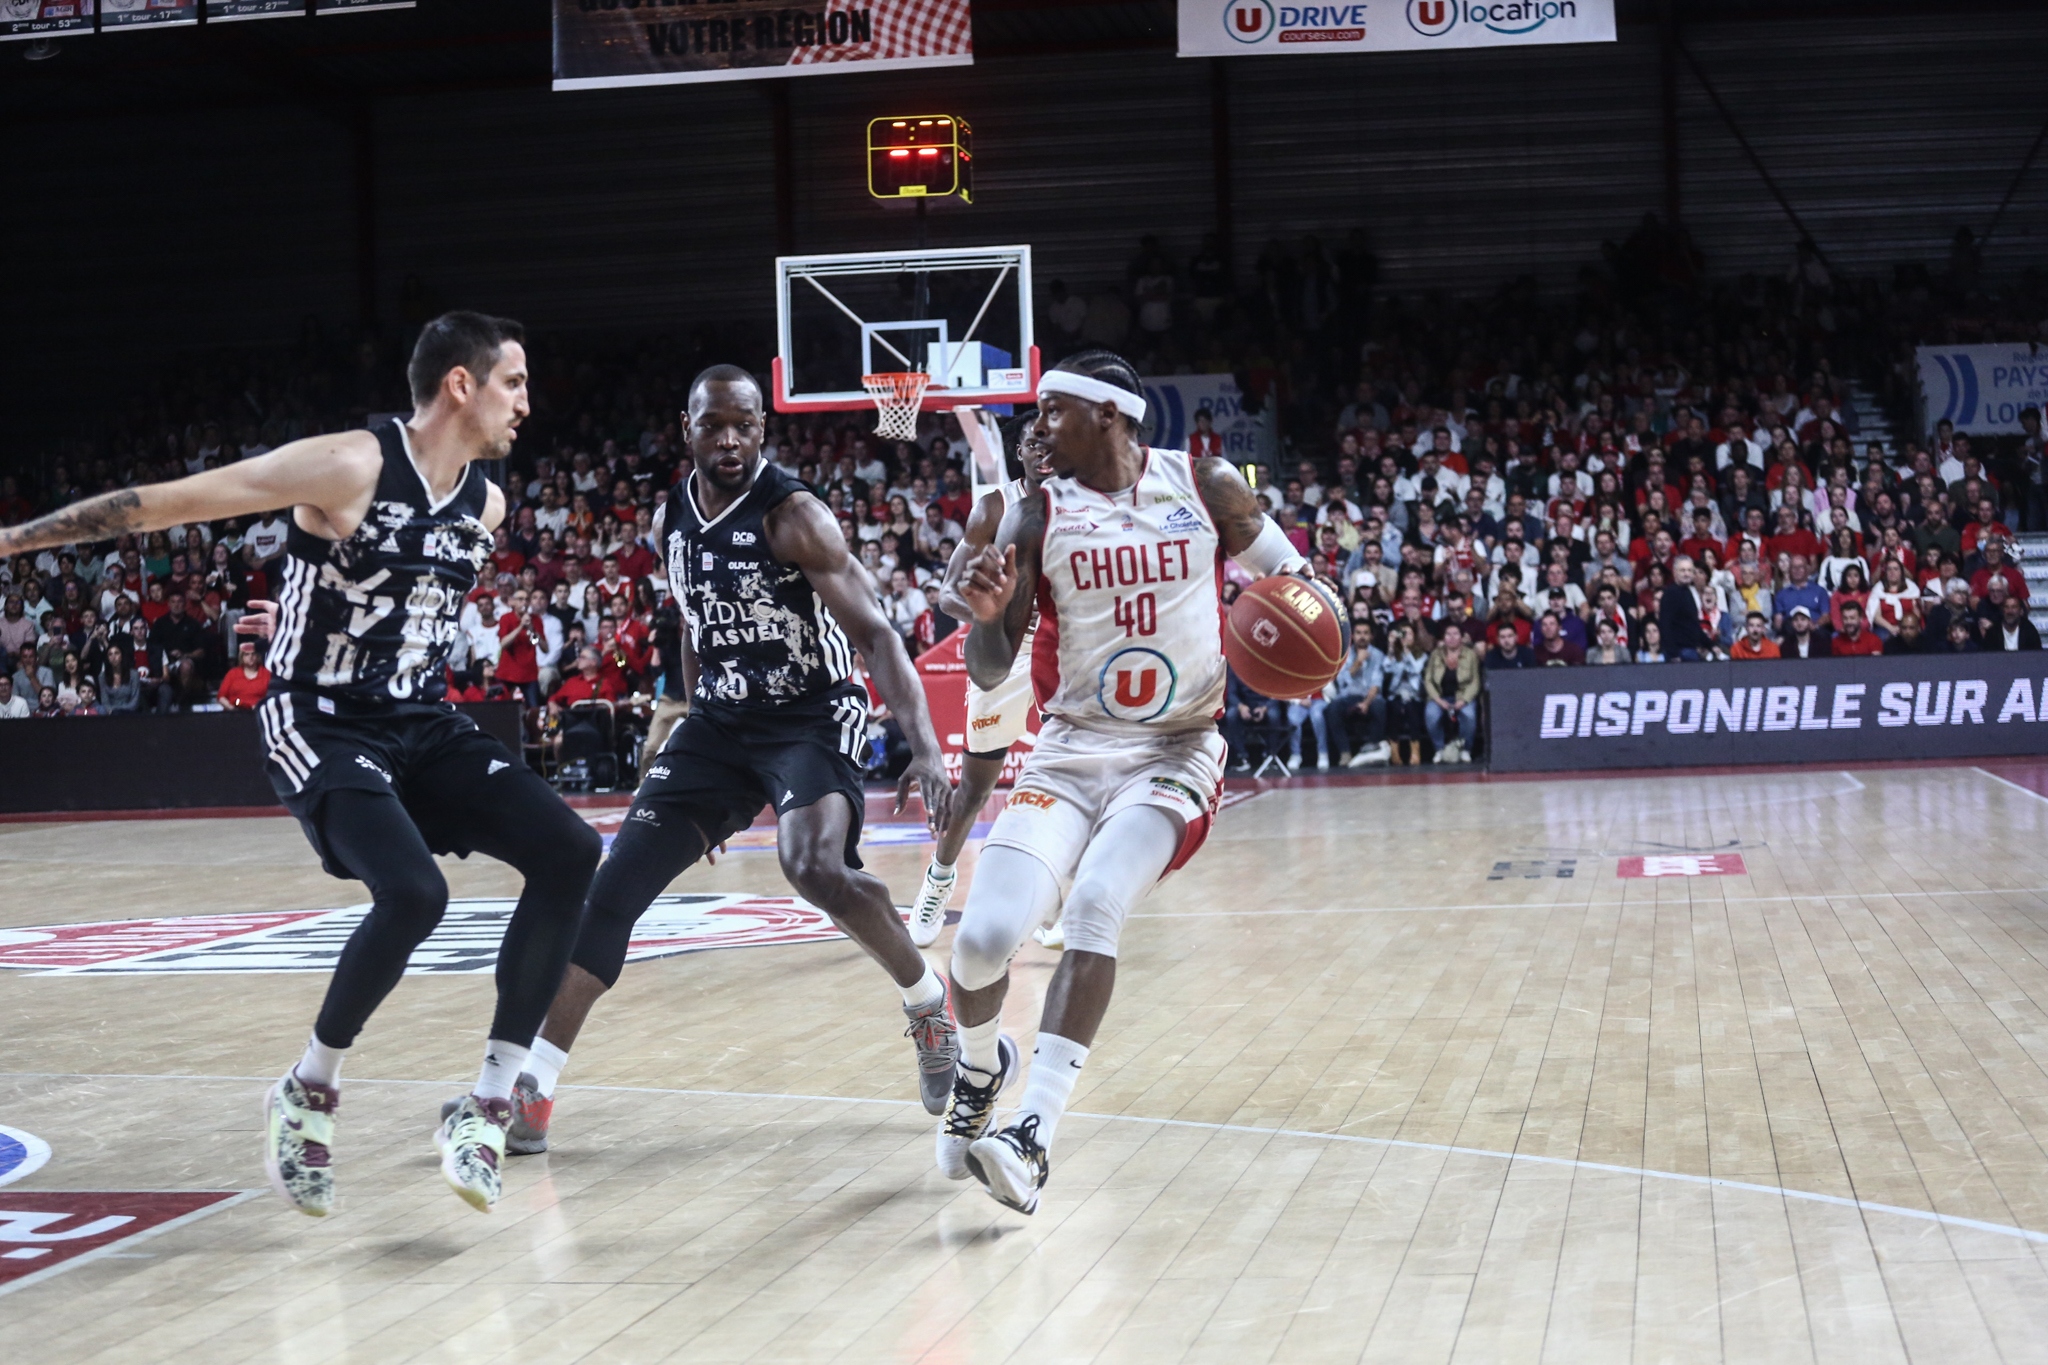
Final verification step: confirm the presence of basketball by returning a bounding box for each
[1224,575,1345,700]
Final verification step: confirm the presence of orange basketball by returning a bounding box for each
[1224,575,1345,700]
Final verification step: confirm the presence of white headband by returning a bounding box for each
[1037,370,1147,423]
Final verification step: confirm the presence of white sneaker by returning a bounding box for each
[967,1114,1051,1215]
[1315,753,1330,771]
[1347,743,1389,768]
[1285,754,1302,772]
[434,1096,510,1212]
[1033,919,1065,949]
[908,861,956,948]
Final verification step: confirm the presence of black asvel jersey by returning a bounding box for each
[665,460,856,710]
[266,419,492,706]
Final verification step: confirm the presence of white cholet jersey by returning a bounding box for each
[1031,447,1225,736]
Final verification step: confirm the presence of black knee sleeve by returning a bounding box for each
[568,812,707,989]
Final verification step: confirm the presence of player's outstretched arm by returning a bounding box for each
[937,487,1009,623]
[769,492,953,834]
[960,494,1042,692]
[0,431,383,558]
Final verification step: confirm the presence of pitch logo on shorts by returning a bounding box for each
[0,895,861,975]
[1098,647,1178,722]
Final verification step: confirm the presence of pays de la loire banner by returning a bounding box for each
[1917,344,2048,435]
[554,0,972,92]
[1180,0,1614,56]
[1140,373,1275,464]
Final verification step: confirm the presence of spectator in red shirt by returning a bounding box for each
[547,645,622,710]
[1969,539,2027,603]
[1189,408,1224,460]
[592,617,646,695]
[214,638,272,710]
[1677,508,1722,565]
[1960,497,2012,559]
[496,588,544,705]
[489,525,526,579]
[1829,600,1883,656]
[1762,504,1823,565]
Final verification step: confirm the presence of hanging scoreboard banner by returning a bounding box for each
[103,0,195,28]
[553,0,973,92]
[1178,0,1615,56]
[1,1,93,41]
[207,0,301,18]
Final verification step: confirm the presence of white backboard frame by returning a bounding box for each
[773,244,1037,413]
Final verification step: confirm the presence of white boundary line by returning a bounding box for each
[1132,883,2048,919]
[1975,766,2048,804]
[0,1190,258,1298]
[4,1074,2043,1250]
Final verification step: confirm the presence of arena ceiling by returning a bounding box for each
[0,0,2031,124]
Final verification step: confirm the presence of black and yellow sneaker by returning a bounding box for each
[966,1113,1050,1215]
[935,1034,1018,1180]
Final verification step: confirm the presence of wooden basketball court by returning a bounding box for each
[4,760,2048,1363]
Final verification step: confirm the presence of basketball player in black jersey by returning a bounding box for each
[458,365,960,1152]
[0,313,603,1218]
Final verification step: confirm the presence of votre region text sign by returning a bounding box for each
[1485,653,2048,773]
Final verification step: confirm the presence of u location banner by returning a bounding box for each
[1179,0,1615,55]
[1916,343,2048,435]
[1486,653,2048,773]
[554,0,972,92]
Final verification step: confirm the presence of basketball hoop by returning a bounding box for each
[862,371,931,441]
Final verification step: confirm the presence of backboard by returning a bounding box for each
[772,244,1037,414]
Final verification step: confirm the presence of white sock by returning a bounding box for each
[900,960,946,1011]
[1017,1033,1088,1147]
[474,1040,531,1101]
[527,1038,569,1098]
[295,1035,345,1089]
[958,1014,1002,1074]
[928,858,957,879]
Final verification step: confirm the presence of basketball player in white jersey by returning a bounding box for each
[906,411,1052,947]
[942,350,1311,1213]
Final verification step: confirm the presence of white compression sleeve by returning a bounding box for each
[951,845,1063,991]
[1233,515,1309,578]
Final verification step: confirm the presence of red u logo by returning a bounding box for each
[1417,0,1446,24]
[1114,669,1157,709]
[1232,5,1263,33]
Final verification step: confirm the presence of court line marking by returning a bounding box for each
[1132,883,2048,919]
[0,1189,259,1299]
[4,1073,2043,1250]
[1976,766,2048,805]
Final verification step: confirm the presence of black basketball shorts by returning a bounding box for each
[257,692,530,878]
[627,690,872,868]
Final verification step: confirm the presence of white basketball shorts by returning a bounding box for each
[982,715,1226,929]
[964,636,1035,755]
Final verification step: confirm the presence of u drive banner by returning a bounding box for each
[1486,653,2048,773]
[553,0,972,92]
[1916,344,2048,435]
[1179,0,1614,55]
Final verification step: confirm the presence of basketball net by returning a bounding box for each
[861,372,931,442]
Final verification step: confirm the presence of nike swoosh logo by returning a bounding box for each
[285,1117,304,1131]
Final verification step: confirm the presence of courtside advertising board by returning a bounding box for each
[1179,0,1615,56]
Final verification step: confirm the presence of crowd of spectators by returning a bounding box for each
[4,222,2044,786]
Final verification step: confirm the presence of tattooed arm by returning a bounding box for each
[0,431,383,557]
[1194,455,1269,557]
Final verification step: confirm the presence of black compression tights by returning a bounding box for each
[311,783,602,1049]
[568,809,709,988]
